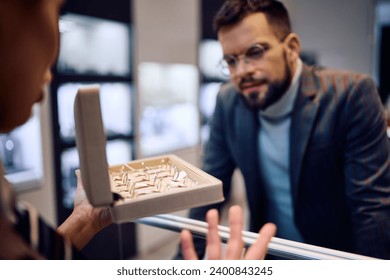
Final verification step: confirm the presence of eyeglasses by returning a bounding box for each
[219,43,268,77]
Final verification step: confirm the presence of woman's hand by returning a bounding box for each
[57,170,112,250]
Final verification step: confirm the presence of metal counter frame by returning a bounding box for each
[136,214,377,260]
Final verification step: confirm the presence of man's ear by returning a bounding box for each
[284,33,301,62]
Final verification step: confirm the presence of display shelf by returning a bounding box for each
[0,110,44,193]
[50,0,136,259]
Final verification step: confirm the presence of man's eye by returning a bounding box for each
[224,57,237,67]
[246,46,265,59]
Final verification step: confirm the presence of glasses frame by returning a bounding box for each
[218,43,269,77]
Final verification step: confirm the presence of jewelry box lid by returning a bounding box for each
[74,85,113,207]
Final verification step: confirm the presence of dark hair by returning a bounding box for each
[213,0,291,40]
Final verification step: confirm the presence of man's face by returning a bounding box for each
[0,0,63,132]
[218,13,299,111]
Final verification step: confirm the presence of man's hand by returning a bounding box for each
[180,205,276,260]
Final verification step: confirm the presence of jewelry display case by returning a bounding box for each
[198,0,229,146]
[138,62,200,157]
[0,107,44,193]
[50,0,136,259]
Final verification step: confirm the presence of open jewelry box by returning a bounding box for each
[74,85,224,223]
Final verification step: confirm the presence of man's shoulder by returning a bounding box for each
[301,64,377,101]
[304,64,374,85]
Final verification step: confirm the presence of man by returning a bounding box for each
[0,0,275,259]
[183,0,390,259]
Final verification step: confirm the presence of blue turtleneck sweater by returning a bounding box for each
[258,59,304,242]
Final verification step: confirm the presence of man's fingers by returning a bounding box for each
[224,205,244,259]
[244,223,276,260]
[206,209,222,260]
[200,206,275,260]
[180,230,199,260]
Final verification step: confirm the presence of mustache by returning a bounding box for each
[238,76,268,89]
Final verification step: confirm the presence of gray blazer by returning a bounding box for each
[188,64,390,259]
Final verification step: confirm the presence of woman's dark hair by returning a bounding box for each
[213,0,291,40]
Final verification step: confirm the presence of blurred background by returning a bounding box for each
[2,0,389,259]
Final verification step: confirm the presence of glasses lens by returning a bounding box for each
[245,45,265,61]
[219,59,231,77]
[223,55,238,68]
[218,44,266,77]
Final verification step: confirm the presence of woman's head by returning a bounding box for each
[0,0,63,132]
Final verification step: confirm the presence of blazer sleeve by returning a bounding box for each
[343,75,390,259]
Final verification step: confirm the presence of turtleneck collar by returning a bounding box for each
[259,59,302,120]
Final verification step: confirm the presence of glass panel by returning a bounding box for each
[57,83,133,140]
[58,13,131,76]
[199,82,221,144]
[199,39,228,81]
[138,63,199,156]
[1,105,43,192]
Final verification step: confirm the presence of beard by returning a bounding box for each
[237,51,292,111]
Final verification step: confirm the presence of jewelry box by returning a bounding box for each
[74,85,224,222]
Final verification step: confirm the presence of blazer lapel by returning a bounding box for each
[234,98,259,178]
[290,65,321,203]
